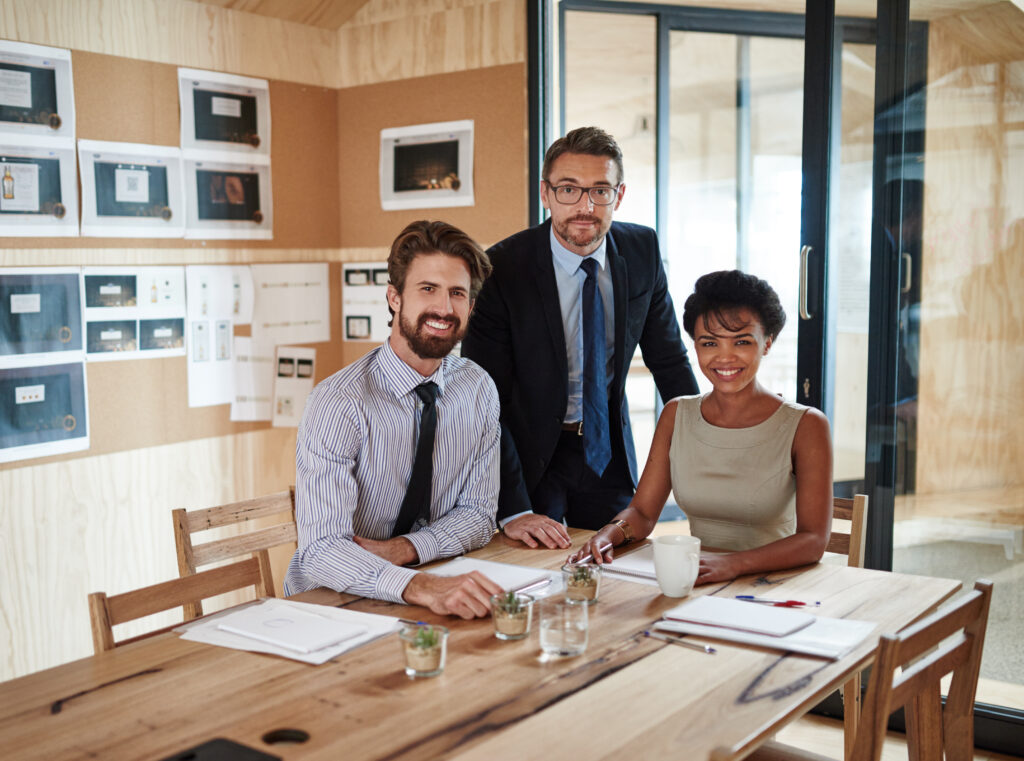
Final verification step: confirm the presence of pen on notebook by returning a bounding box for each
[398,619,429,626]
[735,595,820,607]
[643,630,716,654]
[514,577,552,595]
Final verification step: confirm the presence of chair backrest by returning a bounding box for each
[172,487,297,620]
[827,494,869,568]
[88,558,266,654]
[851,579,993,761]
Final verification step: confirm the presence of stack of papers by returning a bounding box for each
[426,556,556,594]
[602,544,659,587]
[178,598,401,664]
[655,596,876,659]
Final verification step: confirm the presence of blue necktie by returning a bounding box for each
[580,257,611,477]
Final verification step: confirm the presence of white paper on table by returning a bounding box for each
[185,265,252,407]
[427,557,558,594]
[215,599,367,653]
[231,336,274,421]
[655,614,876,660]
[272,345,315,428]
[176,598,401,665]
[251,263,329,345]
[342,262,390,342]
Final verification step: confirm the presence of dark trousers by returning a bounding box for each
[530,429,634,530]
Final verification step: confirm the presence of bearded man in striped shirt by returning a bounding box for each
[285,221,503,619]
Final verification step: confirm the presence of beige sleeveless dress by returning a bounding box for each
[669,394,808,552]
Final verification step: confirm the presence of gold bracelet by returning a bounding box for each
[609,519,634,544]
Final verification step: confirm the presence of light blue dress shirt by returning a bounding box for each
[549,228,615,422]
[284,340,500,602]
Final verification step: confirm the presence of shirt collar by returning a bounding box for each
[550,226,608,276]
[376,339,447,399]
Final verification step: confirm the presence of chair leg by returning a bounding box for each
[905,682,944,761]
[842,672,861,761]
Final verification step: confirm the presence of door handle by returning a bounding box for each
[799,245,813,320]
[901,252,912,294]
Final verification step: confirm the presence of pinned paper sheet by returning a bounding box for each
[251,263,329,345]
[342,262,390,342]
[231,336,274,421]
[185,265,253,407]
[272,345,315,427]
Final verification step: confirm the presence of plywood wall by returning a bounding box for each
[0,0,528,680]
[916,1,1024,494]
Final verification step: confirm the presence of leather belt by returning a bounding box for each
[561,421,583,436]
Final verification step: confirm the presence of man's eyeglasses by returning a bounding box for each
[545,182,621,206]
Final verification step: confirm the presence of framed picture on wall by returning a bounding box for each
[183,158,272,239]
[0,137,78,236]
[178,67,270,159]
[78,140,185,238]
[0,40,75,142]
[379,120,474,210]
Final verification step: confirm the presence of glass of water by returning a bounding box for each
[539,596,588,657]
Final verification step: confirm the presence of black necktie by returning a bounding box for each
[580,257,612,476]
[391,382,439,537]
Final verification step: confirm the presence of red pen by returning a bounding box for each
[735,595,820,607]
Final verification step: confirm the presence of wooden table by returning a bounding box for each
[0,530,960,761]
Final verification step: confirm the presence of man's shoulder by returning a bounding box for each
[308,347,380,409]
[608,220,659,251]
[444,353,498,397]
[486,222,548,264]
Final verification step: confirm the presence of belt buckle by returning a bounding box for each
[574,420,583,437]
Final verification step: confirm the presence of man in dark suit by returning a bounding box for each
[462,127,699,547]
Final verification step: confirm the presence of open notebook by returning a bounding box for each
[655,596,876,659]
[426,556,555,593]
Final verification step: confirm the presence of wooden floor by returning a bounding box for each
[776,714,1021,760]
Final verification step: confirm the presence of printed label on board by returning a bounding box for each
[15,384,45,404]
[153,327,173,338]
[100,330,122,341]
[0,69,32,109]
[211,96,242,118]
[99,284,122,295]
[10,293,41,314]
[115,168,150,204]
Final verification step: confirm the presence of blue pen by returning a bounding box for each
[735,595,820,607]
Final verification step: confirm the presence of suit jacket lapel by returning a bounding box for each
[531,221,570,383]
[606,226,629,391]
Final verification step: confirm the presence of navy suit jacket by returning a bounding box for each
[462,219,699,520]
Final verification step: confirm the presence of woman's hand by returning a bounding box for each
[696,551,743,585]
[567,526,620,565]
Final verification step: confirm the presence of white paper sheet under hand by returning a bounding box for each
[600,544,660,587]
[177,598,401,665]
[426,557,557,595]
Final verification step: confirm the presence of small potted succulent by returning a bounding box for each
[490,591,535,640]
[562,562,601,605]
[398,623,449,677]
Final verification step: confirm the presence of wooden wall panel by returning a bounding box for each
[337,63,528,249]
[0,0,339,87]
[0,429,298,679]
[337,0,524,87]
[915,2,1024,494]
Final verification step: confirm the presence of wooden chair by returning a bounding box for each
[172,487,297,620]
[829,495,869,760]
[88,558,266,654]
[727,579,993,761]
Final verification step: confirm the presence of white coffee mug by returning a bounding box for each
[652,535,701,597]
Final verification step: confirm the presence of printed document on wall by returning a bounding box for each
[342,262,390,342]
[231,336,274,422]
[251,263,329,345]
[185,265,253,407]
[272,346,315,428]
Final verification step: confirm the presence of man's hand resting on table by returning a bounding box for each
[502,513,571,549]
[354,535,418,566]
[403,571,502,619]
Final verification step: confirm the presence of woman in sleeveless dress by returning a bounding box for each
[571,270,833,585]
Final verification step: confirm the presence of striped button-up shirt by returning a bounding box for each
[284,340,500,602]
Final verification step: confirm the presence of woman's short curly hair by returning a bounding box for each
[682,270,786,340]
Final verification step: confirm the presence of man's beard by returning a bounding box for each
[552,213,609,251]
[399,308,465,359]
